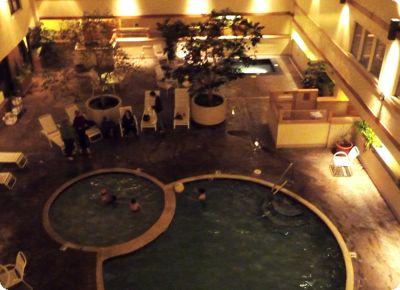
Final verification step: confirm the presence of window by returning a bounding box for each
[8,0,21,14]
[350,22,386,79]
[351,23,363,56]
[360,30,374,68]
[370,40,386,77]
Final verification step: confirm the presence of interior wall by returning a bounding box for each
[293,0,400,163]
[35,0,293,18]
[0,0,35,61]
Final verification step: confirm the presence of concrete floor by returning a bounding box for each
[0,56,399,290]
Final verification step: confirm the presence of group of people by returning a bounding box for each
[100,110,138,139]
[100,188,141,212]
[59,108,139,160]
[59,110,92,160]
[98,187,206,213]
[58,91,165,161]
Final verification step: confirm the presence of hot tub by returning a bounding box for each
[85,94,122,125]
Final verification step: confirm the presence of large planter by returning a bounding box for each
[85,94,122,125]
[191,94,227,126]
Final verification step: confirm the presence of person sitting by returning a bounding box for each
[122,110,138,136]
[101,116,117,138]
[100,188,117,205]
[129,198,141,212]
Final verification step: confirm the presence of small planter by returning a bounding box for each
[191,94,227,126]
[335,140,353,154]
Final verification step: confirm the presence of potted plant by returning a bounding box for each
[158,9,263,126]
[156,19,190,62]
[28,23,61,70]
[356,120,381,150]
[302,61,335,96]
[335,133,353,154]
[59,13,117,76]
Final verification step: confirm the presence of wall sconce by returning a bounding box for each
[388,18,400,40]
[340,0,346,3]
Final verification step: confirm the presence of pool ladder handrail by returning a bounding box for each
[271,162,294,195]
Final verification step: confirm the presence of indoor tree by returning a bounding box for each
[302,60,335,96]
[158,9,264,107]
[59,12,139,93]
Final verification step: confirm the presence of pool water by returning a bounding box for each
[104,179,346,290]
[234,59,281,75]
[49,173,164,247]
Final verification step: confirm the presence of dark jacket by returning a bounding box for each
[153,96,163,113]
[60,121,75,140]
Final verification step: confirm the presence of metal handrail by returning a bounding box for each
[271,180,288,195]
[271,162,294,194]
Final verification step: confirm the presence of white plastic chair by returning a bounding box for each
[119,106,139,137]
[65,104,103,143]
[331,146,360,177]
[0,252,33,289]
[0,152,28,168]
[38,114,65,150]
[0,172,16,190]
[174,88,190,129]
[141,91,158,132]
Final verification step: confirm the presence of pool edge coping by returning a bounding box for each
[163,174,355,290]
[42,167,176,257]
[48,172,353,290]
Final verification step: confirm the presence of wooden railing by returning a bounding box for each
[270,98,331,123]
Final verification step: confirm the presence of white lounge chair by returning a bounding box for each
[119,106,139,137]
[331,146,360,177]
[0,252,33,289]
[65,104,103,143]
[141,90,159,132]
[38,114,64,150]
[0,152,28,168]
[0,172,16,190]
[174,88,190,129]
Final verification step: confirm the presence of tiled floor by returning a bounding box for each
[0,56,399,290]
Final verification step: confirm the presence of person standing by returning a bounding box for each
[60,119,76,160]
[150,91,164,133]
[73,110,91,155]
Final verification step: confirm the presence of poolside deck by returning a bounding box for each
[0,56,398,290]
